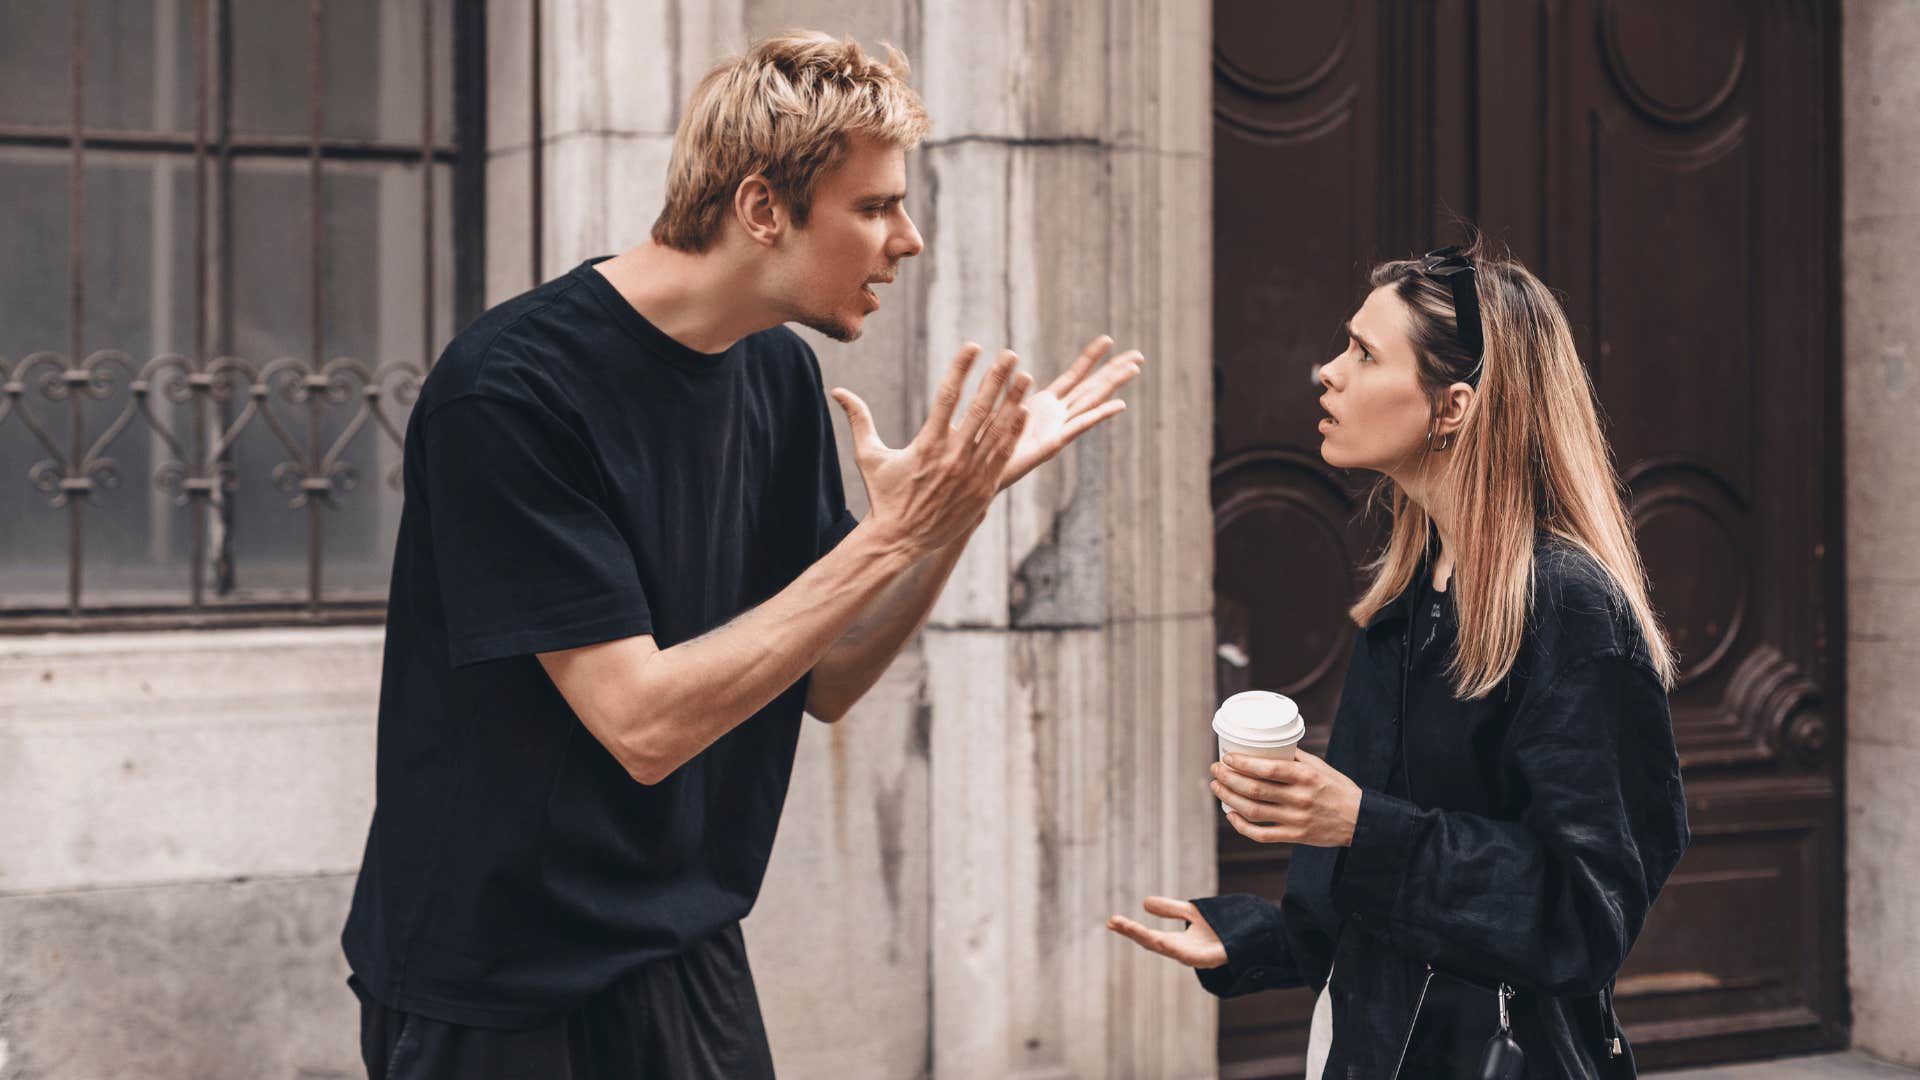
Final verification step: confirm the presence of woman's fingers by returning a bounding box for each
[1106,915,1208,968]
[1140,895,1197,922]
[1221,752,1309,785]
[1226,810,1297,844]
[1211,780,1289,825]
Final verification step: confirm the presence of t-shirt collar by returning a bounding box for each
[575,256,742,374]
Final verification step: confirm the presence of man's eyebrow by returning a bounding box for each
[857,191,907,205]
[1342,320,1380,357]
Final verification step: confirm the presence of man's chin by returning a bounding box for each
[797,311,864,343]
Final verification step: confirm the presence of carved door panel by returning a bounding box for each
[1211,0,1387,1072]
[1212,2,1843,1074]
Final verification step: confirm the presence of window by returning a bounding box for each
[0,0,484,629]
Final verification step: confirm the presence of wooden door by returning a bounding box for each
[1211,2,1844,1074]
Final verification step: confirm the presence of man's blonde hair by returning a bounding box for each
[651,31,931,253]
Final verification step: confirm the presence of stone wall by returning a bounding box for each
[1842,0,1920,1067]
[0,2,1214,1077]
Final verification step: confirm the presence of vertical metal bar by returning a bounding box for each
[67,0,88,616]
[191,0,210,609]
[307,0,324,613]
[214,0,236,596]
[452,0,486,335]
[421,0,434,368]
[530,0,542,287]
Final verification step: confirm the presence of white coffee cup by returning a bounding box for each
[1211,691,1306,817]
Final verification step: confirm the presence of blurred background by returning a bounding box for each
[0,1,1914,1077]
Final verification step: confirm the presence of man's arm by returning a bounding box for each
[803,335,1144,722]
[539,345,1027,784]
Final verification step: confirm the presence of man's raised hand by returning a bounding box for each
[999,334,1144,491]
[831,344,1031,560]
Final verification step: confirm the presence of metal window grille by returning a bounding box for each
[0,0,487,631]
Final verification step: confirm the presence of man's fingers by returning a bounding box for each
[830,388,886,456]
[1064,351,1144,414]
[1047,335,1113,398]
[974,371,1033,454]
[957,350,1020,442]
[1055,400,1127,446]
[923,343,984,440]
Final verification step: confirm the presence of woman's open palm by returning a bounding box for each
[1107,896,1227,969]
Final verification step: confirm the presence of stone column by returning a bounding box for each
[1842,0,1920,1067]
[914,1,1216,1075]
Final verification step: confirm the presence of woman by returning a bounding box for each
[1108,239,1688,1077]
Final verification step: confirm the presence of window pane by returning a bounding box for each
[0,2,75,129]
[0,149,74,609]
[232,0,449,145]
[83,0,200,135]
[217,157,419,603]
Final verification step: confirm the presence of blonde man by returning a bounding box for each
[341,30,1141,1079]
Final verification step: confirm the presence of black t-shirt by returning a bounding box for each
[342,258,858,1028]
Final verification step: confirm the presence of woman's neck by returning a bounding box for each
[1399,469,1460,593]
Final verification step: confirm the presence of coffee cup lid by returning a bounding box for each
[1211,691,1304,745]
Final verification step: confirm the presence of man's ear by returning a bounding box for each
[733,174,784,248]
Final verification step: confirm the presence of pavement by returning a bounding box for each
[1655,1053,1920,1078]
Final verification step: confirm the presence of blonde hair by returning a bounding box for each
[651,31,931,253]
[1348,236,1679,697]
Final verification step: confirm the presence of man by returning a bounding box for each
[341,30,1142,1079]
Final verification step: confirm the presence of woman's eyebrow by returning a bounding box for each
[1342,320,1381,357]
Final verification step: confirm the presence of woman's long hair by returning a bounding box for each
[1347,236,1679,696]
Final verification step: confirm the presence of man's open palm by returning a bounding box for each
[999,335,1143,490]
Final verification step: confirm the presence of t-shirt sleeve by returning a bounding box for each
[423,393,653,667]
[803,350,860,559]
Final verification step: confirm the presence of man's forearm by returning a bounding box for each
[577,520,917,781]
[804,523,975,721]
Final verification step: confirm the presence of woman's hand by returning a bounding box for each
[1212,749,1363,848]
[1106,896,1228,969]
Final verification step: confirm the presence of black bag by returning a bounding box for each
[1388,967,1524,1080]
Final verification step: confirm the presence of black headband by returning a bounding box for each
[1419,246,1485,376]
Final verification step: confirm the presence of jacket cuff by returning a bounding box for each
[1189,893,1289,998]
[1332,788,1420,925]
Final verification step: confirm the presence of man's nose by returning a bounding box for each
[893,211,925,259]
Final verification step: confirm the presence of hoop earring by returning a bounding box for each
[1428,425,1452,453]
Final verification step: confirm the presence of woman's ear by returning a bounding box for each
[732,174,784,247]
[1435,381,1475,440]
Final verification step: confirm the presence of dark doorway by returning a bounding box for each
[1211,1,1845,1073]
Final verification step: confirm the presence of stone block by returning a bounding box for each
[922,140,1016,628]
[922,620,1215,1078]
[485,0,534,154]
[484,145,537,304]
[1847,629,1920,755]
[538,132,676,272]
[1845,739,1920,1066]
[0,630,380,894]
[1843,0,1920,224]
[748,650,930,1079]
[918,0,1104,142]
[541,0,675,137]
[0,875,360,1080]
[1102,149,1214,622]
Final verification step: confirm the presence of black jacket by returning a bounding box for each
[1192,541,1689,1078]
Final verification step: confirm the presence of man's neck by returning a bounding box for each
[593,241,783,354]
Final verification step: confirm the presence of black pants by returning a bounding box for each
[352,924,776,1080]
